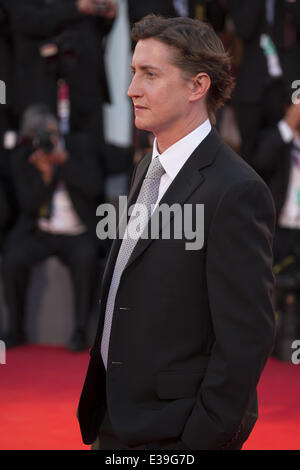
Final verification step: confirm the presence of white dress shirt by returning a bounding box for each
[151,118,212,212]
[38,181,87,235]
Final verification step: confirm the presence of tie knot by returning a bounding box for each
[146,156,165,180]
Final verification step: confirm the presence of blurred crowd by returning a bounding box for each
[0,0,300,353]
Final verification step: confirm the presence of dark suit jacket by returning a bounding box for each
[77,129,276,450]
[9,132,104,242]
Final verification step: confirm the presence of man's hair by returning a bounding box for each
[20,104,58,137]
[131,15,234,123]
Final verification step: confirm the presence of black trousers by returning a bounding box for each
[2,228,100,340]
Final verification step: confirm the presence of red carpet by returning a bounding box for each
[0,345,299,450]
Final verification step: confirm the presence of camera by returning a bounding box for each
[32,130,55,155]
[19,130,55,155]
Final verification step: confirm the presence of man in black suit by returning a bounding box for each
[252,102,300,265]
[2,104,104,350]
[7,0,116,152]
[77,15,276,450]
[228,0,300,165]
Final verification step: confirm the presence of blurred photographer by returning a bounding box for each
[2,104,105,350]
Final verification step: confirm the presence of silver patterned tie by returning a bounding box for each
[101,156,165,368]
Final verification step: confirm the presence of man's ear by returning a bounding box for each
[189,73,211,102]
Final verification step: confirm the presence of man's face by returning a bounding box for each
[128,38,193,141]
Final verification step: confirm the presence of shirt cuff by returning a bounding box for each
[278,120,294,143]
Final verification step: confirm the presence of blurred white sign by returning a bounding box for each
[0,80,6,105]
[0,340,6,365]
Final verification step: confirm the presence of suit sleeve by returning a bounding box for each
[182,179,276,450]
[251,126,288,182]
[228,0,264,40]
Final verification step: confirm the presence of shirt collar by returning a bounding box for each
[152,119,212,180]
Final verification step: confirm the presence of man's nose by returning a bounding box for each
[127,75,142,99]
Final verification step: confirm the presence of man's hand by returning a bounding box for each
[29,144,68,184]
[77,0,117,18]
[49,145,68,166]
[95,0,117,19]
[29,149,53,185]
[77,0,98,15]
[284,103,300,134]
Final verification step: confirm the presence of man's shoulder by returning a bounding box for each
[208,130,267,187]
[195,129,274,210]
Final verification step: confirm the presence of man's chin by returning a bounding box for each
[135,122,151,132]
[134,119,152,133]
